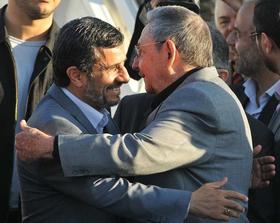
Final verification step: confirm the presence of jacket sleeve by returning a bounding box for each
[58,87,218,177]
[30,115,190,222]
[38,158,190,222]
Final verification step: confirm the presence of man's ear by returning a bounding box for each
[217,69,230,84]
[165,39,177,67]
[260,33,273,54]
[66,66,85,87]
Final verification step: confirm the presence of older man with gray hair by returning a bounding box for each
[17,6,253,222]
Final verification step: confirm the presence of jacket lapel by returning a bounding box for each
[231,85,249,107]
[104,116,119,134]
[259,94,279,125]
[146,67,220,126]
[47,84,97,134]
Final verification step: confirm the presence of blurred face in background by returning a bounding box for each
[12,0,61,19]
[234,2,263,77]
[215,0,242,67]
[215,0,237,39]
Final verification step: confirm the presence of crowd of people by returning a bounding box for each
[1,0,280,222]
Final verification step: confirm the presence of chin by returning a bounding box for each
[106,97,120,107]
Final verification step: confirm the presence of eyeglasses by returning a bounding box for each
[134,41,165,57]
[249,31,262,41]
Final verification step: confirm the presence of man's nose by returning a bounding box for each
[131,55,139,72]
[117,64,130,83]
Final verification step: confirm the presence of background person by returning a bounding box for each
[0,0,61,222]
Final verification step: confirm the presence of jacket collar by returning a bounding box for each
[47,84,98,134]
[181,66,219,84]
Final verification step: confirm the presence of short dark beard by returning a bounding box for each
[236,44,264,77]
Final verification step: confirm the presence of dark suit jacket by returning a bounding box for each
[0,83,3,104]
[232,84,277,223]
[232,84,279,126]
[114,93,155,133]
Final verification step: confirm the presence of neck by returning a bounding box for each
[252,68,280,99]
[4,4,53,41]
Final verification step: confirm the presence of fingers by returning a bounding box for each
[258,156,275,165]
[205,177,228,189]
[258,156,276,180]
[222,207,241,219]
[223,198,245,213]
[261,163,276,173]
[17,150,34,161]
[255,180,270,188]
[20,119,30,131]
[223,190,248,203]
[253,145,262,157]
[190,180,246,221]
[220,192,246,220]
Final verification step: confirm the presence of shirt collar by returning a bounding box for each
[243,79,257,101]
[61,88,109,133]
[151,67,202,110]
[243,78,280,98]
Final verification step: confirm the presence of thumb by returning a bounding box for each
[253,145,262,157]
[20,120,31,131]
[207,177,228,189]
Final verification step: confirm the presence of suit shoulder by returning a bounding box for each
[28,96,82,136]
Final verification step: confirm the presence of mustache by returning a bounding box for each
[107,82,122,90]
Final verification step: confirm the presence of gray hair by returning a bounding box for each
[146,5,213,67]
[209,25,229,70]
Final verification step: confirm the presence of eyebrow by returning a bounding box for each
[218,16,230,21]
[100,59,126,69]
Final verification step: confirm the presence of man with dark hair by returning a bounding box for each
[0,0,61,222]
[252,1,280,221]
[17,16,248,223]
[253,0,280,76]
[232,1,280,222]
[235,1,280,122]
[16,6,254,222]
[252,0,280,139]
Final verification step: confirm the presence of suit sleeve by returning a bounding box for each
[33,117,190,222]
[59,86,219,177]
[39,158,190,222]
